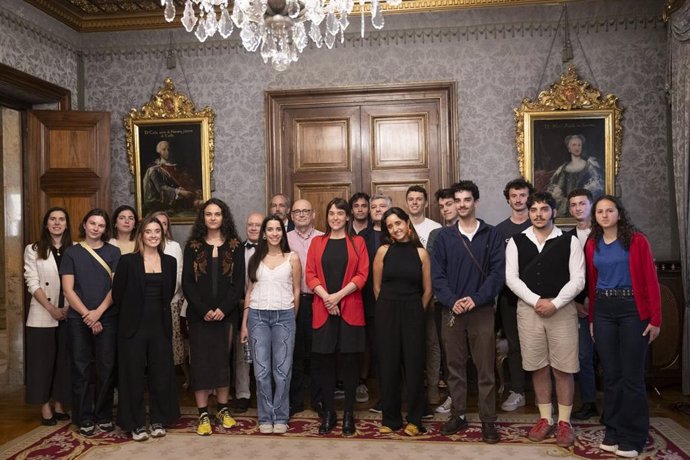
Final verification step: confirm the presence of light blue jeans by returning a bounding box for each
[248,308,296,425]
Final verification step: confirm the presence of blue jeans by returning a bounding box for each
[577,315,597,403]
[248,308,296,425]
[593,297,649,452]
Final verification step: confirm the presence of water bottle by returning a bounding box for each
[243,341,252,364]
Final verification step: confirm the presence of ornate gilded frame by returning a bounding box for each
[514,66,623,225]
[124,78,215,223]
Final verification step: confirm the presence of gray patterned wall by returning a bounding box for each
[0,0,677,258]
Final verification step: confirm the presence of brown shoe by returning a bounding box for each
[528,418,555,442]
[555,421,575,447]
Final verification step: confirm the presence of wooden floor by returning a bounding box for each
[2,379,690,446]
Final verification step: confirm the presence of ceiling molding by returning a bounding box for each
[23,0,572,33]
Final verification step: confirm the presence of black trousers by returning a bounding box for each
[376,298,426,427]
[290,294,322,411]
[68,317,117,427]
[117,306,180,431]
[25,322,71,405]
[497,293,526,394]
[316,352,358,414]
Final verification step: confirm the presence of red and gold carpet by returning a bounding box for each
[1,411,689,459]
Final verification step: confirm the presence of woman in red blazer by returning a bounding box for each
[306,197,369,436]
[585,195,661,458]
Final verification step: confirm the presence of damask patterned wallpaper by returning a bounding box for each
[0,0,677,258]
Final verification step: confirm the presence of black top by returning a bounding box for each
[379,242,422,301]
[144,272,164,303]
[112,253,176,339]
[50,246,65,308]
[322,238,347,294]
[359,226,382,316]
[182,238,245,324]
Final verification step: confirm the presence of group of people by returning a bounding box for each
[24,180,661,458]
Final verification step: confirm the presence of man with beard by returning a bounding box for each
[505,192,585,448]
[349,192,371,234]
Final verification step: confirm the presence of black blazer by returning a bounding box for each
[113,252,177,339]
[182,238,245,324]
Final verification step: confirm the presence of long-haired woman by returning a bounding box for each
[372,207,432,436]
[148,211,189,388]
[586,195,661,458]
[182,198,244,436]
[305,197,369,436]
[113,216,179,440]
[240,215,301,434]
[110,205,138,255]
[60,208,120,436]
[24,207,73,425]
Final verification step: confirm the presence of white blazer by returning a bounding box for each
[24,244,70,328]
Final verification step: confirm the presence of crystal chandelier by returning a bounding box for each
[162,0,401,71]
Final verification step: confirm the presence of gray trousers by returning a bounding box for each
[229,323,251,399]
[441,305,497,422]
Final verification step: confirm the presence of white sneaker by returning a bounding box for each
[355,384,369,403]
[500,391,526,412]
[273,423,288,434]
[150,423,166,438]
[259,424,273,434]
[131,427,149,441]
[615,449,640,458]
[599,443,618,453]
[436,396,452,414]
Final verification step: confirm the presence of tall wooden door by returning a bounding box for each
[266,83,456,230]
[26,110,111,242]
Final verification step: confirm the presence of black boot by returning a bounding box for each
[572,402,598,420]
[342,411,356,437]
[319,411,337,434]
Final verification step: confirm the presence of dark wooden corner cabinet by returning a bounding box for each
[647,261,685,387]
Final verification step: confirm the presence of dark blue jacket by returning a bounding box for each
[431,219,505,309]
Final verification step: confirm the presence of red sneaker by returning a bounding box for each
[528,418,555,442]
[555,421,575,447]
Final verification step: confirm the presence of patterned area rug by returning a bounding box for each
[1,410,689,459]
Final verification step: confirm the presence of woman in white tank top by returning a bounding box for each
[241,215,301,434]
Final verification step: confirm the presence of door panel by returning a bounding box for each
[26,110,111,243]
[266,83,456,223]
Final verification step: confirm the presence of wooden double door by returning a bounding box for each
[266,83,457,230]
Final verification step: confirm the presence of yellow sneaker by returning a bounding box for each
[404,423,421,437]
[216,408,237,429]
[196,413,212,436]
[379,425,394,434]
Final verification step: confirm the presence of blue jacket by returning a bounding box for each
[431,219,505,309]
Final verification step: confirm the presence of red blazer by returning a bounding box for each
[586,232,661,327]
[306,234,369,329]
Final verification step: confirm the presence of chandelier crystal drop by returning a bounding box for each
[161,0,401,71]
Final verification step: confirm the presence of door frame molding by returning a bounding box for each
[265,81,458,208]
[0,63,71,110]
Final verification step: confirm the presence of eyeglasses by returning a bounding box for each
[291,209,312,216]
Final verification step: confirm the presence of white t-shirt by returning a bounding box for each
[413,217,442,249]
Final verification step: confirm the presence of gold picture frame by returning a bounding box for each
[124,77,215,223]
[514,66,623,225]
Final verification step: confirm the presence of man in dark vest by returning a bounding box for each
[505,192,585,448]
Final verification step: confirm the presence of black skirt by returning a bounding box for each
[25,322,71,405]
[188,320,230,391]
[312,314,365,354]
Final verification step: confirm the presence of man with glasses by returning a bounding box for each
[287,199,324,416]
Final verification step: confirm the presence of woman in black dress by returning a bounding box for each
[113,216,179,440]
[23,207,73,425]
[182,198,244,436]
[372,207,432,436]
[305,198,369,436]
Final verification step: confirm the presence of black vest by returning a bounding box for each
[514,233,573,299]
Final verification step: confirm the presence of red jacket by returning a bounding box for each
[585,232,661,327]
[306,234,369,329]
